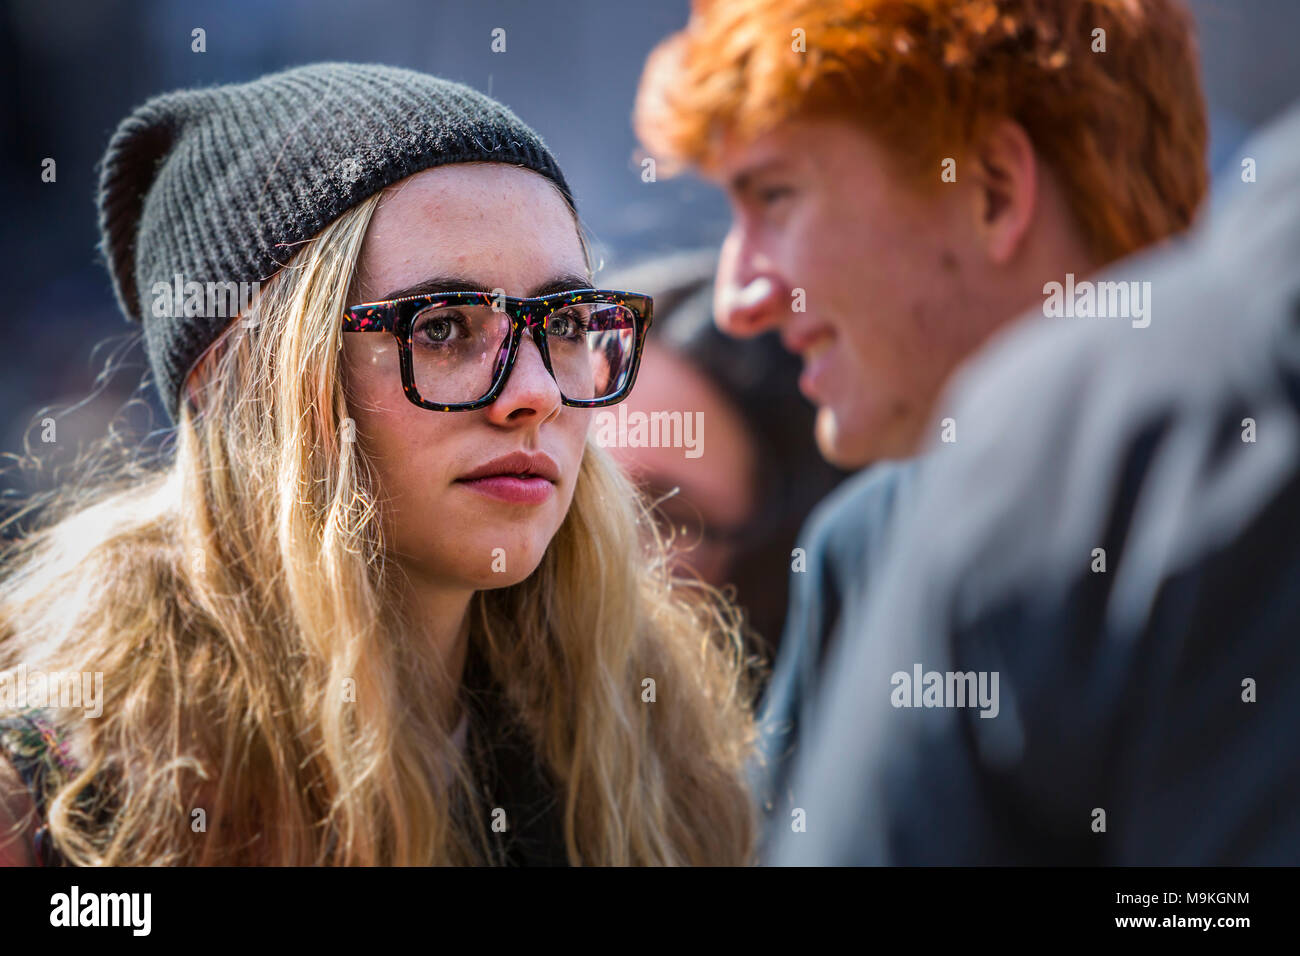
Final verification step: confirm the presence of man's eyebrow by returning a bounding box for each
[377,273,593,302]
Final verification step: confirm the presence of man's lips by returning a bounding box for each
[781,324,836,358]
[784,328,837,402]
[798,348,836,403]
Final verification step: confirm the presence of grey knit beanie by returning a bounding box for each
[97,62,575,424]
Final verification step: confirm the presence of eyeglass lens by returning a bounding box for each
[408,300,637,404]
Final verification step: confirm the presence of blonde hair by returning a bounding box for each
[0,188,759,865]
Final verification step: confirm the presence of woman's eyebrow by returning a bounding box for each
[379,273,593,301]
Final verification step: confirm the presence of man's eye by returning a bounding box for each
[757,185,794,205]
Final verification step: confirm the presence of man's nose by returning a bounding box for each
[713,229,784,338]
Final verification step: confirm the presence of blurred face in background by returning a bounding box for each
[606,341,756,586]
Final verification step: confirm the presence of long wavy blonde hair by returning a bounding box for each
[0,187,759,865]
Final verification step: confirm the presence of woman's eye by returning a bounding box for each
[414,311,467,345]
[547,312,586,338]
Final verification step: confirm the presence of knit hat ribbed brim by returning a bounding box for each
[97,62,575,423]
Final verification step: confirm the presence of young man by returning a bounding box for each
[774,97,1300,864]
[634,0,1209,847]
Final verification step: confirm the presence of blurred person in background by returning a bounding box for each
[635,0,1210,851]
[604,249,846,668]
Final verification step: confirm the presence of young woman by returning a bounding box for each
[0,63,758,865]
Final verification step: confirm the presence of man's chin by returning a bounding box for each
[814,407,876,470]
[814,403,926,469]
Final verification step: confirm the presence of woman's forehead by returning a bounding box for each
[357,164,586,299]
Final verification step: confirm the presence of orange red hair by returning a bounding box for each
[635,0,1208,261]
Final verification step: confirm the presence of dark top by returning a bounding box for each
[461,641,570,866]
[749,460,918,854]
[0,708,82,866]
[773,100,1300,865]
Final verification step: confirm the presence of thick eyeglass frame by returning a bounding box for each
[342,288,654,411]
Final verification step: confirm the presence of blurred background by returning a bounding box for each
[2,0,1298,657]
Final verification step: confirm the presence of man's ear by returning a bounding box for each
[970,119,1038,266]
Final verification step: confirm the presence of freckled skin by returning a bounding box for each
[342,165,592,593]
[706,117,1096,468]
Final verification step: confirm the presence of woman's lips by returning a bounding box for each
[457,475,555,504]
[455,449,560,504]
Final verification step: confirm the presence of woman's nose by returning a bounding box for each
[486,334,562,425]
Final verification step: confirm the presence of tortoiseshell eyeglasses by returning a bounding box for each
[342,289,653,411]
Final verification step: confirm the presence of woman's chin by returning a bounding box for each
[412,538,551,590]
